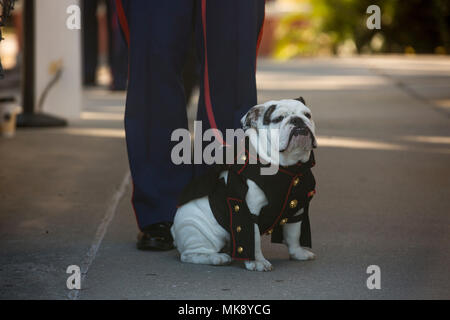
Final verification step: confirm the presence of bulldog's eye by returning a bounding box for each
[304,112,312,119]
[272,116,284,123]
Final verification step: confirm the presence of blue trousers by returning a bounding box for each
[117,0,265,230]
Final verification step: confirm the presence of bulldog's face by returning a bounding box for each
[241,97,317,165]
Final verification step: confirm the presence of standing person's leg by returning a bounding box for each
[82,0,100,86]
[107,0,128,91]
[195,0,265,150]
[116,0,195,249]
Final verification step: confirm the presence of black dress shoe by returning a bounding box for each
[137,222,175,251]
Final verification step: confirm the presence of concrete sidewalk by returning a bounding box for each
[1,56,449,300]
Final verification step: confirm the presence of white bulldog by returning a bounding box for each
[171,98,317,272]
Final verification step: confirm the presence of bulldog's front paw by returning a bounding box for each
[289,247,316,261]
[181,252,232,266]
[245,259,273,272]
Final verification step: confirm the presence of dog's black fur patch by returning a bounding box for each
[263,104,277,125]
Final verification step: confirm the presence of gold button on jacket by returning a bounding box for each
[289,200,298,209]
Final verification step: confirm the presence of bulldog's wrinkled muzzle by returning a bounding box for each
[283,116,316,151]
[289,116,310,138]
[292,126,309,136]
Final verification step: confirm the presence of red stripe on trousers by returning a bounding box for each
[201,0,265,145]
[256,1,266,68]
[201,0,226,145]
[115,0,130,47]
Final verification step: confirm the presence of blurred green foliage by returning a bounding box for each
[274,0,450,59]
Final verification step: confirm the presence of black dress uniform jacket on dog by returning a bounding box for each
[178,140,316,261]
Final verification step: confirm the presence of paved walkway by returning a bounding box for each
[1,56,449,299]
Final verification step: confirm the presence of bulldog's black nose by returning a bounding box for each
[290,116,305,128]
[290,116,309,136]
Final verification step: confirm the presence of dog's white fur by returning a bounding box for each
[171,99,317,271]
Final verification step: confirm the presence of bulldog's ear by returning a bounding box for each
[295,97,306,105]
[241,105,264,130]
